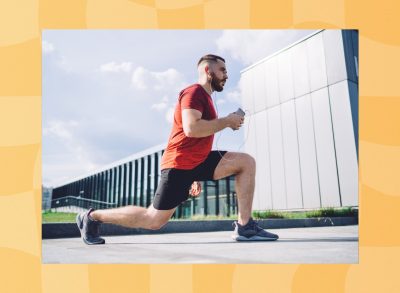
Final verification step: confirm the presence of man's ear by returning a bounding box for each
[205,65,212,79]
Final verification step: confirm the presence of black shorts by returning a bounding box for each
[152,150,227,210]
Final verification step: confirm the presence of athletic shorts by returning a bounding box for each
[152,150,227,210]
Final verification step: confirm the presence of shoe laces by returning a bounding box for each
[247,218,263,232]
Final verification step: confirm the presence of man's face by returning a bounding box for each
[210,60,228,92]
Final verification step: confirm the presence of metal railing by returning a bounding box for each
[51,196,117,210]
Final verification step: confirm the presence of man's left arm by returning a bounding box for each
[182,109,243,138]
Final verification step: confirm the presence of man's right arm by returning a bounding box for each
[182,109,243,138]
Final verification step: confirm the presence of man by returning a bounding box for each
[76,54,279,245]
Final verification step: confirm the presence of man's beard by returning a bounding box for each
[210,73,225,92]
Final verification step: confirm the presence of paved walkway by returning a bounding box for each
[42,225,358,264]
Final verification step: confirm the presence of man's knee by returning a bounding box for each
[241,153,256,170]
[147,218,168,230]
[145,208,173,230]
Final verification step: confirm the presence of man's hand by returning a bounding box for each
[225,113,244,130]
[189,181,202,197]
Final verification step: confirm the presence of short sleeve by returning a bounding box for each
[180,88,204,113]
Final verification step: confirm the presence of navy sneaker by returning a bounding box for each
[232,217,279,241]
[76,208,105,245]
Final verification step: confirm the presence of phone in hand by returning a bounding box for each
[234,108,245,117]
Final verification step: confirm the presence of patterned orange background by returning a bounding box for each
[0,0,399,292]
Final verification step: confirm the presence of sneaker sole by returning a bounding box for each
[232,235,278,241]
[76,213,105,245]
[82,237,105,245]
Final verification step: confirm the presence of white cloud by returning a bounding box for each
[42,40,71,72]
[43,120,78,139]
[131,67,148,90]
[100,61,132,73]
[151,102,168,111]
[216,98,226,105]
[224,74,246,105]
[43,120,99,186]
[216,30,317,66]
[226,90,241,104]
[44,159,98,187]
[42,40,55,54]
[165,107,175,124]
[131,66,186,92]
[56,55,73,72]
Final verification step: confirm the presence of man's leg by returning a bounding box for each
[76,204,176,245]
[77,167,190,244]
[212,152,256,226]
[91,204,176,230]
[213,151,278,241]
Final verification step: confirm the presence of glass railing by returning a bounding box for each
[51,196,117,210]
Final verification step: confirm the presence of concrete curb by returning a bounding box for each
[42,217,358,239]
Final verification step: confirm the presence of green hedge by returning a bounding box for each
[252,207,357,220]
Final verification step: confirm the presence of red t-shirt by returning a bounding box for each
[161,84,217,170]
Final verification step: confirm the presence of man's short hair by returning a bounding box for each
[197,54,225,67]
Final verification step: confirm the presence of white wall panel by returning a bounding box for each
[267,106,287,209]
[240,71,255,114]
[295,94,321,208]
[265,58,280,108]
[281,100,303,209]
[329,81,358,206]
[278,50,294,103]
[244,114,259,209]
[253,63,267,112]
[291,41,310,98]
[311,87,341,207]
[242,29,358,211]
[244,118,257,163]
[323,30,347,85]
[254,111,273,210]
[306,32,328,92]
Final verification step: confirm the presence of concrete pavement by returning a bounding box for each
[42,225,358,264]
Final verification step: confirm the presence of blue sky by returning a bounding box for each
[42,29,316,187]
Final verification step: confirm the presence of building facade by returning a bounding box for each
[51,144,237,218]
[241,29,358,211]
[42,186,52,210]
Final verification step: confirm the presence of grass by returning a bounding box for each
[252,207,357,220]
[42,207,357,223]
[42,211,77,223]
[305,207,356,218]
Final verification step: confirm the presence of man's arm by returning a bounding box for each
[182,109,243,138]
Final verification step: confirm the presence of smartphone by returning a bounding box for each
[235,108,245,117]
